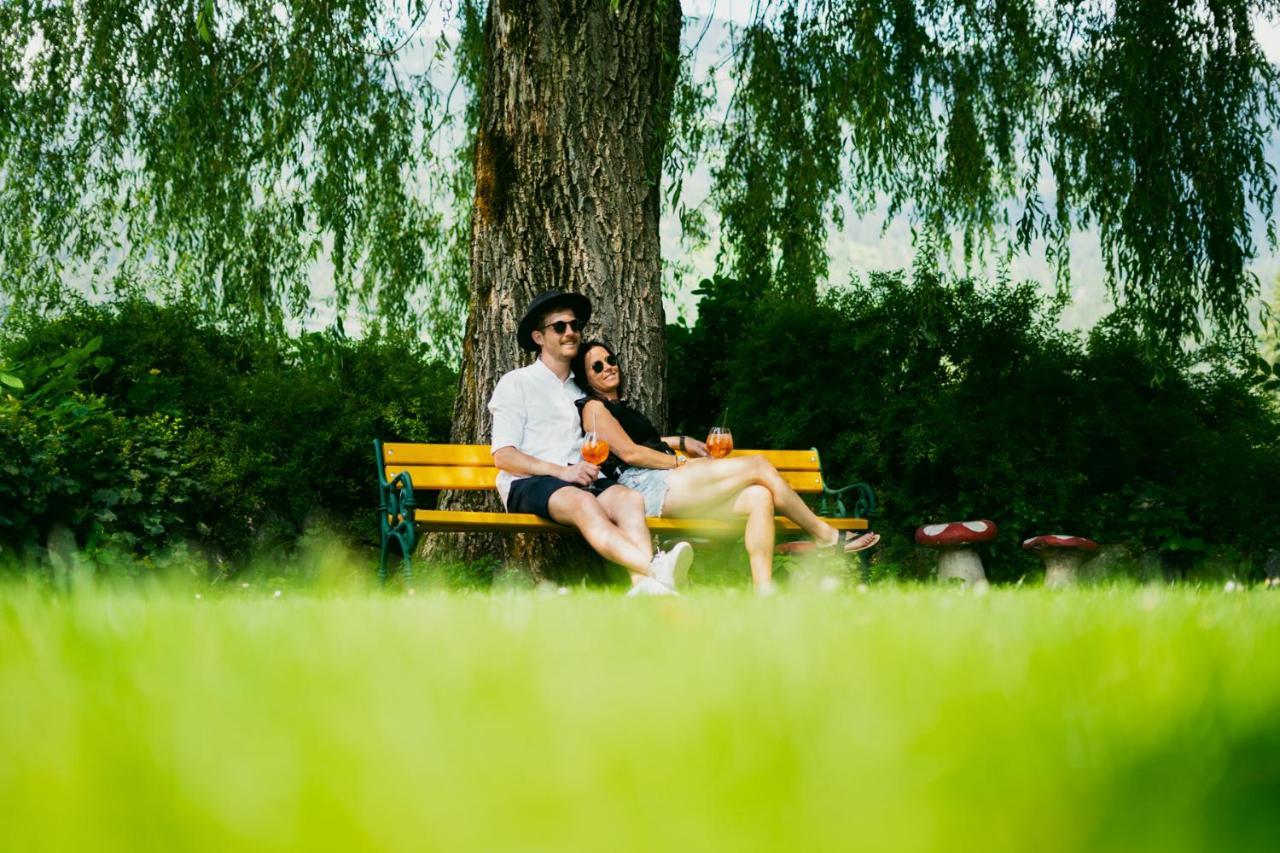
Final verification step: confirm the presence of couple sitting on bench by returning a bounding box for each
[490,290,879,596]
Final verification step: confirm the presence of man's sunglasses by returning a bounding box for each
[541,319,586,335]
[591,354,618,374]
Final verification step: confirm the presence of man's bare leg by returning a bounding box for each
[547,487,655,577]
[596,486,653,583]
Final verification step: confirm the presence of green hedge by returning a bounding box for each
[1,299,456,571]
[5,281,1277,583]
[668,270,1280,581]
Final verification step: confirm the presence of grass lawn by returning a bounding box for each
[2,581,1278,852]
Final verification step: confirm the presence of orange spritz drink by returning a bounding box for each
[707,426,733,459]
[582,432,609,465]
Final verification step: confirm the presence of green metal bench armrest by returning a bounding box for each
[380,470,417,519]
[374,439,418,583]
[806,446,876,520]
[818,480,877,520]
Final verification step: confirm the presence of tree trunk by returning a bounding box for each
[424,0,682,581]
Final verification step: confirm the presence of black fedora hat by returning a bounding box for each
[517,290,592,352]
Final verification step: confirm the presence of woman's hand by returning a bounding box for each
[682,436,710,458]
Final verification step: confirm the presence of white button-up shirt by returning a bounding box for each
[488,358,587,508]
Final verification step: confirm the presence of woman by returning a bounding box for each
[570,340,878,592]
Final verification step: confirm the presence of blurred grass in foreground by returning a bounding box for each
[2,580,1278,852]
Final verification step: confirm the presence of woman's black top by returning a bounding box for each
[575,397,674,479]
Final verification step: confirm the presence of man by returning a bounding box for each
[488,290,692,595]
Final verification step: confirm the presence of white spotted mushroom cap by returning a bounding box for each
[914,520,998,547]
[1022,535,1098,551]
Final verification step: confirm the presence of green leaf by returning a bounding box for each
[0,372,23,389]
[196,0,214,43]
[92,489,122,507]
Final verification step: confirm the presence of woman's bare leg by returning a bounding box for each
[733,484,776,587]
[663,456,841,545]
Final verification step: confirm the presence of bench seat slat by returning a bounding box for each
[382,443,821,472]
[388,466,825,492]
[413,509,867,534]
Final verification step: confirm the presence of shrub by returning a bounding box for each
[1,298,457,571]
[668,270,1280,580]
[0,348,200,564]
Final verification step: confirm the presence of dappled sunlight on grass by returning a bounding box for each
[2,579,1278,851]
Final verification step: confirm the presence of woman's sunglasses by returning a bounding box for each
[541,319,586,335]
[591,354,618,374]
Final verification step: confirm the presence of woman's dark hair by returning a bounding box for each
[571,339,624,400]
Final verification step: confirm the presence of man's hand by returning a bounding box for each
[558,461,600,485]
[682,436,710,458]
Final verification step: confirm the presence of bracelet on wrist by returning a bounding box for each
[679,435,687,453]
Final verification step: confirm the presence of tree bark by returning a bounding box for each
[424,0,682,580]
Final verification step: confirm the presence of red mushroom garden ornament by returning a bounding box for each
[915,520,998,585]
[1023,535,1099,588]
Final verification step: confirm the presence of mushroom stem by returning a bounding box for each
[937,548,988,585]
[1040,550,1088,588]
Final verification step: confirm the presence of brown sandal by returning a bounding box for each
[828,530,879,554]
[776,531,880,556]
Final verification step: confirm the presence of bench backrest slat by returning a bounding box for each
[383,443,820,471]
[383,443,495,466]
[385,464,825,492]
[729,449,821,470]
[386,465,504,491]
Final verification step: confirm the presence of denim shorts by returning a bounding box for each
[616,466,671,517]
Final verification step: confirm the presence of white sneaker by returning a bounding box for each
[649,542,694,590]
[626,576,677,597]
[647,549,669,587]
[668,541,694,589]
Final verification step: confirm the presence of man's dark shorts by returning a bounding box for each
[507,475,622,521]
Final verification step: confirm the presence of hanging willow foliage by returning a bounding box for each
[715,0,1280,344]
[2,1,1278,349]
[0,0,479,350]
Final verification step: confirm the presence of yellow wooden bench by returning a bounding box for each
[374,440,876,581]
